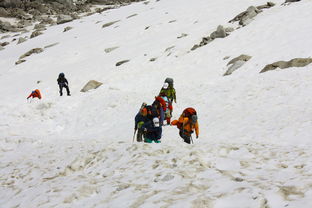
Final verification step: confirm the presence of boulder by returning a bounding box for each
[17,37,27,44]
[210,25,227,39]
[80,80,103,92]
[30,30,43,38]
[57,15,74,24]
[260,58,312,73]
[63,26,73,32]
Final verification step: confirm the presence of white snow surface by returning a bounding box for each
[1,0,312,207]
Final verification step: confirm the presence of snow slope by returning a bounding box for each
[1,0,312,207]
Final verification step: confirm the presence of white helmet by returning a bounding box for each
[163,82,169,89]
[153,117,160,127]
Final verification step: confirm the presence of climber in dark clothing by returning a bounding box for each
[57,73,70,96]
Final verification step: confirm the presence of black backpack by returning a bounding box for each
[146,105,158,118]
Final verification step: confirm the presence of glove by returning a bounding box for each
[196,135,199,139]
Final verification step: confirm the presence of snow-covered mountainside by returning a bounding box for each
[1,0,312,207]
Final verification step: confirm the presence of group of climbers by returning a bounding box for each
[134,77,199,144]
[26,73,71,100]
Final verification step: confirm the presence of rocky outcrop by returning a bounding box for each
[260,58,312,73]
[81,80,103,92]
[191,25,233,51]
[229,3,275,26]
[224,54,252,76]
[229,6,262,26]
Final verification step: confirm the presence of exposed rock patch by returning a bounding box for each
[80,80,103,92]
[224,54,252,76]
[102,20,120,28]
[260,58,312,73]
[127,14,137,18]
[57,15,74,24]
[116,60,129,66]
[19,48,44,60]
[191,25,232,51]
[104,46,119,53]
[229,3,275,26]
[63,26,73,32]
[44,42,59,49]
[177,33,188,39]
[15,59,26,65]
[30,30,43,39]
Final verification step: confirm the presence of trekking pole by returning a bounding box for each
[132,129,137,143]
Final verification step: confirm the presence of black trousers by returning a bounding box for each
[59,84,70,96]
[179,130,191,144]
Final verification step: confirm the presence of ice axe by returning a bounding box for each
[132,129,137,143]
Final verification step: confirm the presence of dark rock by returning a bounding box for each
[116,60,129,66]
[63,26,73,32]
[102,20,120,28]
[15,59,26,65]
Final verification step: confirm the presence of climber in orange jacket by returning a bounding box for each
[171,107,199,144]
[27,89,42,100]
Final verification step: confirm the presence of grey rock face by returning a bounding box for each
[260,58,312,73]
[81,80,103,92]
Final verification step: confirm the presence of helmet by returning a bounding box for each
[163,82,169,89]
[153,117,160,127]
[191,115,197,124]
[59,73,65,77]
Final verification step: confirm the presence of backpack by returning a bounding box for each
[146,105,158,118]
[182,107,197,118]
[165,77,174,88]
[154,96,167,111]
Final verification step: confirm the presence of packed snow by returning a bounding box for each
[1,0,312,207]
